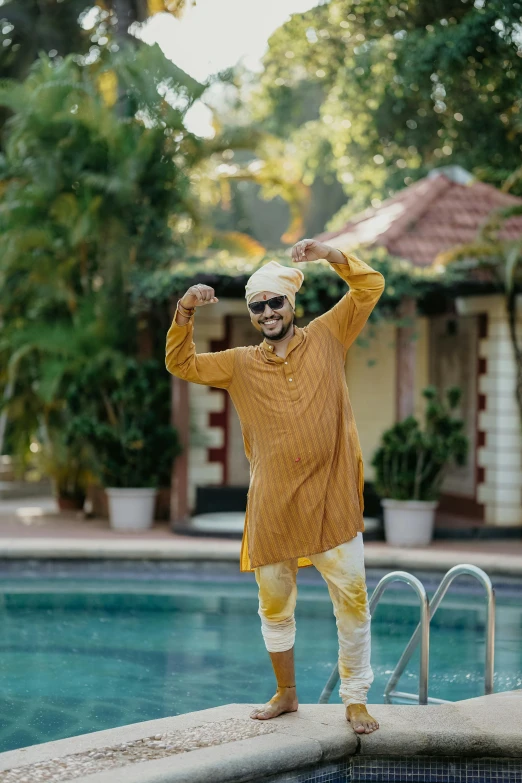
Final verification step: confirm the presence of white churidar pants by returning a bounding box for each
[254,533,374,707]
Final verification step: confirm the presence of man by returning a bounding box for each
[166,238,384,734]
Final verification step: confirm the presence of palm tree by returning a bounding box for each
[0,43,203,466]
[1,303,108,500]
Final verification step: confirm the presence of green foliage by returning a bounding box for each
[0,0,194,88]
[0,298,111,468]
[0,44,205,483]
[131,245,448,320]
[35,427,95,504]
[372,386,468,501]
[249,0,522,216]
[0,45,203,341]
[0,0,90,84]
[66,357,182,488]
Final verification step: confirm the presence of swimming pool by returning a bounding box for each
[1,561,521,753]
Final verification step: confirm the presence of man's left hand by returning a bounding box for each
[291,239,339,264]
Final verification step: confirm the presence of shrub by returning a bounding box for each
[371,386,468,502]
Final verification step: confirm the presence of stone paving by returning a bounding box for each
[1,694,521,783]
[1,719,276,783]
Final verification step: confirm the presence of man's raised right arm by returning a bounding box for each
[165,284,235,389]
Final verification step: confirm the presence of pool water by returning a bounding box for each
[1,564,521,753]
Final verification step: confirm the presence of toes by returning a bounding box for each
[348,718,380,734]
[251,708,271,720]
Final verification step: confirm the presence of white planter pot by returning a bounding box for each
[106,488,157,531]
[382,498,438,547]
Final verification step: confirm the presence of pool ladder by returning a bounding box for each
[318,564,495,706]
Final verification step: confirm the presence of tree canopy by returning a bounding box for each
[0,43,205,470]
[248,0,522,221]
[0,0,192,80]
[0,44,204,346]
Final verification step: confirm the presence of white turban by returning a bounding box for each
[245,261,304,311]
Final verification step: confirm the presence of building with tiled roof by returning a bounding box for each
[163,167,521,538]
[315,166,522,532]
[317,166,522,267]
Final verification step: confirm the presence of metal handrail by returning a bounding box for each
[318,570,430,705]
[384,564,495,704]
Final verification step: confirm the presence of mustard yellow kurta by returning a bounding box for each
[165,254,385,572]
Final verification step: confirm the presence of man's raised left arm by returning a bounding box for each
[292,239,385,350]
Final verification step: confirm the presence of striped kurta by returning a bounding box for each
[165,254,385,571]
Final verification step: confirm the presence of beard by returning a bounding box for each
[261,316,294,341]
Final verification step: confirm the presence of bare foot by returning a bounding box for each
[346,703,379,734]
[250,686,298,720]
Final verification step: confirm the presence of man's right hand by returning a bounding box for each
[181,284,219,309]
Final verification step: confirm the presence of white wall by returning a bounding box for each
[458,295,522,526]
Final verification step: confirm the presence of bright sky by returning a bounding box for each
[137,0,320,135]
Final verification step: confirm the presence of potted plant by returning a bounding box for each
[36,434,93,511]
[371,386,468,546]
[68,358,182,531]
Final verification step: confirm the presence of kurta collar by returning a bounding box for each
[262,326,303,361]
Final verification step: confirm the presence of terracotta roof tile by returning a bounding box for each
[316,173,522,267]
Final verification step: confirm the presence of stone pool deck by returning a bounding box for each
[1,691,521,783]
[1,499,522,576]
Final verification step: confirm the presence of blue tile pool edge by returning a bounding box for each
[255,756,522,783]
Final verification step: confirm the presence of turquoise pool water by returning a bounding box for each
[1,563,521,753]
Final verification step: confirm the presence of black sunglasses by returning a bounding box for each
[248,295,286,315]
